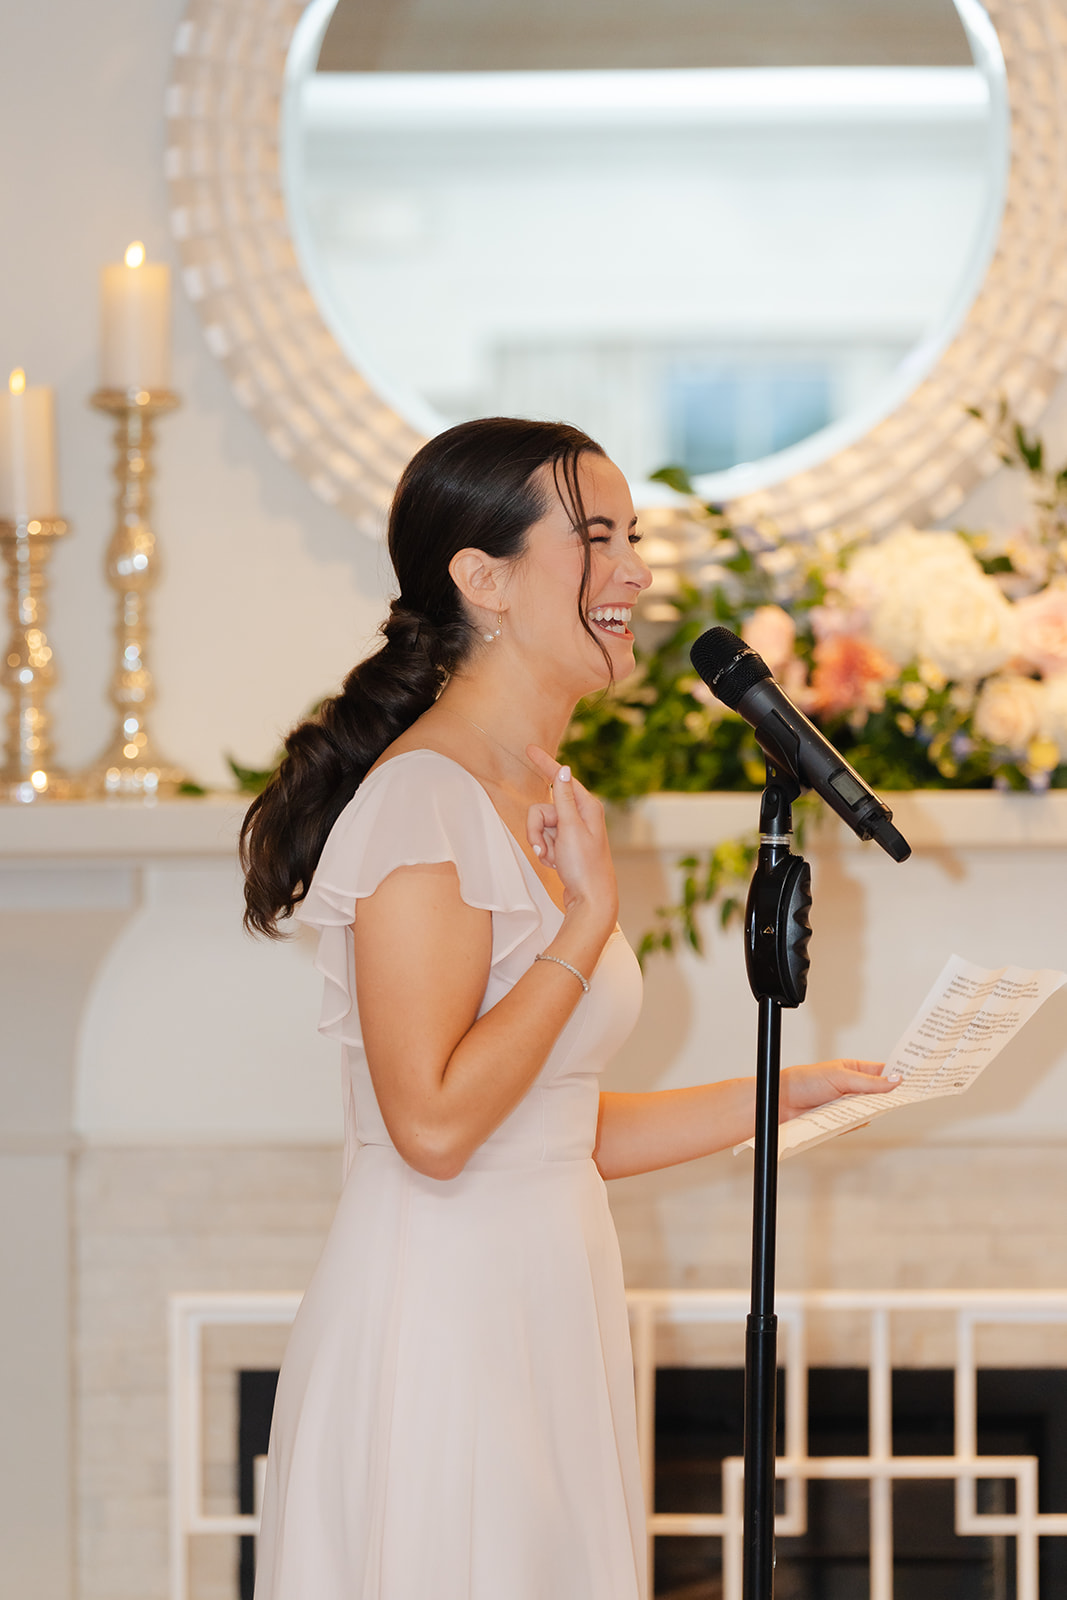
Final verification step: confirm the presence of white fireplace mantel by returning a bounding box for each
[0,787,1063,1153]
[0,787,1063,863]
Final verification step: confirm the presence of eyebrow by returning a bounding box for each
[581,515,640,531]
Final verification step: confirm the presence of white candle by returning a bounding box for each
[100,241,172,391]
[0,370,59,521]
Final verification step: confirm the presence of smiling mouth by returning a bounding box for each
[588,605,633,636]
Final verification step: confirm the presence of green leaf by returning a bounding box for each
[719,896,742,928]
[1014,423,1044,473]
[226,754,277,795]
[649,464,696,496]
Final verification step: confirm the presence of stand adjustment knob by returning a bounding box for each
[744,854,813,1007]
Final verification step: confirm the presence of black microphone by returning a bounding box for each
[690,625,911,862]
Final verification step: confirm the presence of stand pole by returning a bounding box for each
[744,995,782,1598]
[741,766,811,1600]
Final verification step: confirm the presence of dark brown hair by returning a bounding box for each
[240,416,606,937]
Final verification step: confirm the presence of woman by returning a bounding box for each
[242,417,896,1599]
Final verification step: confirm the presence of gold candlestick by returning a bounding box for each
[82,388,189,799]
[0,515,78,802]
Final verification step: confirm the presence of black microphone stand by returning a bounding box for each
[742,762,813,1600]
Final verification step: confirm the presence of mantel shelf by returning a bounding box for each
[609,789,1067,853]
[0,789,1063,861]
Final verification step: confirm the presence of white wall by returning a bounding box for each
[74,858,342,1143]
[1,0,393,795]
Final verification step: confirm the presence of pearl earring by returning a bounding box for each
[483,609,503,643]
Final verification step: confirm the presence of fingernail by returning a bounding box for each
[532,843,542,856]
[557,766,572,782]
[887,1072,903,1083]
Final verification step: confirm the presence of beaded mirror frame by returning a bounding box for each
[166,0,1067,539]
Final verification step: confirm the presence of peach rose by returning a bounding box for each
[808,634,898,719]
[1013,584,1067,676]
[742,605,797,676]
[809,602,869,642]
[1040,672,1067,758]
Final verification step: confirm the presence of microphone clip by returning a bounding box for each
[744,766,812,1008]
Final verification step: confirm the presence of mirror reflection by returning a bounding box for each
[284,0,1007,498]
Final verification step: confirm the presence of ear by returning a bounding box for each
[448,548,509,618]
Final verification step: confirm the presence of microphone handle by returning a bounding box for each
[737,679,911,862]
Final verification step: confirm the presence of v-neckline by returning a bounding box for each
[365,748,567,925]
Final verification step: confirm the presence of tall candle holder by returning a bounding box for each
[81,387,189,799]
[0,515,78,801]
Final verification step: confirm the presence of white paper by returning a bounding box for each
[736,954,1067,1160]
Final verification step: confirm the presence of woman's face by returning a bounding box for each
[502,452,653,700]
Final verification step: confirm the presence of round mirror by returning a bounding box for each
[167,0,1067,539]
[281,0,1008,503]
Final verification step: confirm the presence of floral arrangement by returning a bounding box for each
[558,410,1067,959]
[562,412,1067,801]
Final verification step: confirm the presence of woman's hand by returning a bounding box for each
[525,747,618,931]
[780,1058,901,1123]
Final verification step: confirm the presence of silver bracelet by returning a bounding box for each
[534,952,590,993]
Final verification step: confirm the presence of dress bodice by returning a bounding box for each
[296,751,643,1175]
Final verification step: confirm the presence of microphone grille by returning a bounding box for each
[690,626,772,711]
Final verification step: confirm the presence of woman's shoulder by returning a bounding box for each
[296,747,530,933]
[350,746,492,832]
[362,744,483,792]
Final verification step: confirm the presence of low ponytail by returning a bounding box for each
[241,416,604,936]
[240,605,466,937]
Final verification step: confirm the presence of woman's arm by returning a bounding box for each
[592,1061,899,1180]
[355,760,616,1180]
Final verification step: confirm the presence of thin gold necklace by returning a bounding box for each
[439,706,547,786]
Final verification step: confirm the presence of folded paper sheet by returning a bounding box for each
[737,954,1067,1160]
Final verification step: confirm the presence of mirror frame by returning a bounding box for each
[166,0,1067,539]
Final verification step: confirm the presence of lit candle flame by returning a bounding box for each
[9,369,26,395]
[124,241,146,269]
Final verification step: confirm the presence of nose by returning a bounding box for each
[620,544,653,593]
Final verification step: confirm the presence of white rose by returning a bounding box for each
[915,577,1018,681]
[840,528,984,666]
[973,674,1045,755]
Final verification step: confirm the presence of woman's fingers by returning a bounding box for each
[781,1058,902,1120]
[551,763,578,814]
[838,1069,899,1094]
[565,770,606,828]
[523,750,617,922]
[528,747,604,829]
[527,803,558,865]
[825,1059,901,1095]
[526,745,561,785]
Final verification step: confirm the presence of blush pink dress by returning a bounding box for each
[253,750,646,1600]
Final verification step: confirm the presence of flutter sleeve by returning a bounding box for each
[294,752,542,1045]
